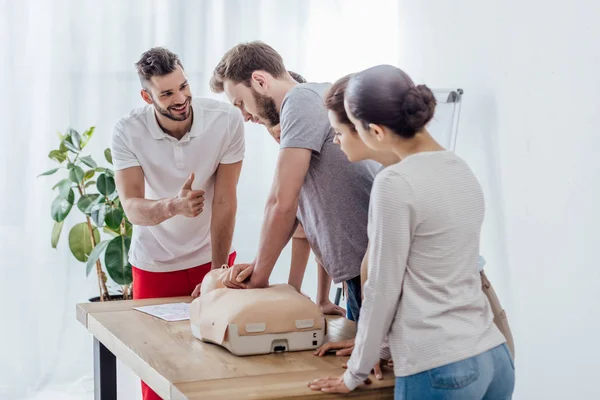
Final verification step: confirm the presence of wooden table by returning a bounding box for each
[76,296,394,399]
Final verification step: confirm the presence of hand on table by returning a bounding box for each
[308,359,390,393]
[319,300,346,317]
[314,339,355,357]
[307,374,356,394]
[373,360,385,381]
[341,358,392,381]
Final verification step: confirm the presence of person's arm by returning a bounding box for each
[211,161,242,269]
[208,106,245,272]
[288,223,310,292]
[249,148,312,287]
[316,263,332,305]
[360,241,391,361]
[111,128,204,226]
[116,169,204,226]
[343,173,415,391]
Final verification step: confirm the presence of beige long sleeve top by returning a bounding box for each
[344,151,505,390]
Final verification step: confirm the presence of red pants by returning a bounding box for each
[132,252,236,400]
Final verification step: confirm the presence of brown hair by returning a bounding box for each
[324,74,353,126]
[209,41,287,93]
[288,70,306,83]
[346,65,436,138]
[135,47,183,85]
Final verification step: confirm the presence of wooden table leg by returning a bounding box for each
[94,337,117,400]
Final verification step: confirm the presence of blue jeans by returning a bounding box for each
[394,343,515,399]
[345,275,362,322]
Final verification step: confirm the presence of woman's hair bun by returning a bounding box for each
[399,84,436,133]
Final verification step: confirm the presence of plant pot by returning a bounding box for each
[88,294,133,303]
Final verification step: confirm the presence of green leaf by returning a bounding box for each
[103,226,119,237]
[62,140,80,153]
[97,174,116,196]
[51,220,64,248]
[95,167,106,173]
[66,189,75,204]
[85,180,96,188]
[104,148,113,165]
[104,169,115,178]
[85,239,110,277]
[68,222,100,262]
[91,204,108,228]
[80,156,97,169]
[108,190,119,202]
[48,150,67,163]
[53,179,72,199]
[104,208,123,231]
[52,179,68,190]
[83,169,95,181]
[69,165,85,184]
[38,168,59,177]
[86,195,106,214]
[51,191,74,222]
[70,129,81,150]
[105,236,132,285]
[77,194,100,213]
[80,126,95,149]
[59,141,69,153]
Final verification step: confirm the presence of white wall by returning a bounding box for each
[396,1,600,398]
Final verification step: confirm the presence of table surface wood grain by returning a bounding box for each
[77,296,394,399]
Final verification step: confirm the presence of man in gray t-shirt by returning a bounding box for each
[280,83,380,284]
[209,41,378,320]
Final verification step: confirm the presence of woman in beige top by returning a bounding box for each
[309,65,515,399]
[314,74,514,363]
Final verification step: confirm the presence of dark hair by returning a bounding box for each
[135,47,183,86]
[324,74,353,126]
[346,65,436,138]
[210,41,287,93]
[288,70,306,83]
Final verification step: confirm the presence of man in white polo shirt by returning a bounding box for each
[111,47,244,399]
[112,46,244,294]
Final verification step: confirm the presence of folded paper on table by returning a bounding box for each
[190,267,325,355]
[134,302,190,322]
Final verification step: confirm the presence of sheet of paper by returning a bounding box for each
[133,302,191,322]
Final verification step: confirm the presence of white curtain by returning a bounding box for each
[394,1,600,399]
[0,1,405,399]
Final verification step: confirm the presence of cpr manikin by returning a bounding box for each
[190,266,326,356]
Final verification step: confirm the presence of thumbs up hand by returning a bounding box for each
[174,173,205,217]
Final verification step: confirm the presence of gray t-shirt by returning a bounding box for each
[280,83,381,283]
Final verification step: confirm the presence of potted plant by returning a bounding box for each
[38,127,133,302]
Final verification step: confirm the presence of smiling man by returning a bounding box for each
[111,46,245,400]
[210,42,380,323]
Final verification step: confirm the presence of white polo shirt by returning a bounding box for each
[111,97,245,272]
